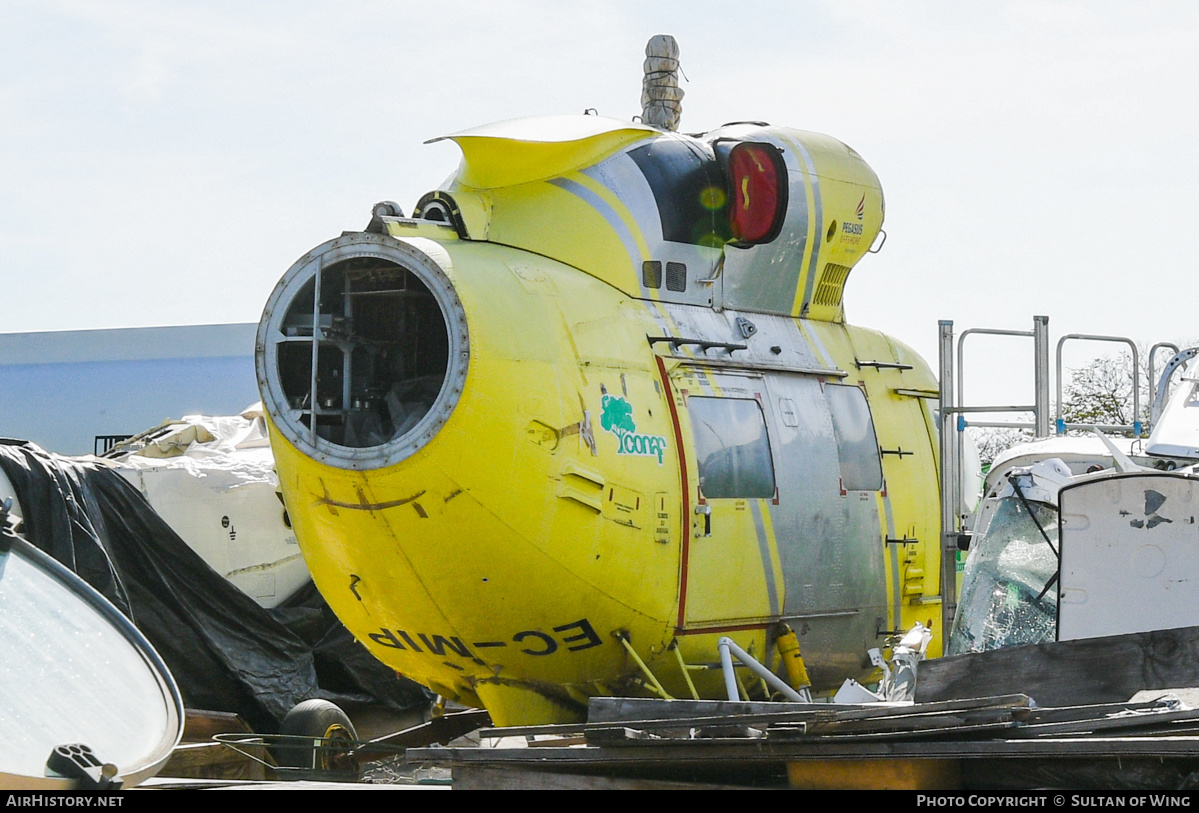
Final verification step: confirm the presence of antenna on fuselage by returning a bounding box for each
[641,34,683,131]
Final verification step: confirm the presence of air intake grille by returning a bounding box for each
[642,260,662,289]
[665,262,687,292]
[813,263,852,307]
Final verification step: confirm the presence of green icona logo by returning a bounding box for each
[601,394,667,465]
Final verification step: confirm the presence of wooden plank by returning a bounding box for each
[819,694,1033,721]
[450,765,742,790]
[527,735,586,747]
[485,706,833,740]
[588,694,1031,722]
[574,709,834,740]
[363,708,490,758]
[768,720,1021,742]
[587,697,804,723]
[1012,708,1199,738]
[795,707,1020,736]
[477,721,593,739]
[562,694,1033,738]
[161,741,268,780]
[768,700,1195,742]
[585,727,668,745]
[915,625,1199,706]
[181,709,254,743]
[409,733,1199,768]
[1020,700,1177,724]
[584,724,774,746]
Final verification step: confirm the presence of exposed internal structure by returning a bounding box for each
[257,234,468,469]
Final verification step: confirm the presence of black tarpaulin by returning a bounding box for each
[0,441,426,732]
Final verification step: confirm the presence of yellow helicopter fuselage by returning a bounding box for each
[258,116,942,725]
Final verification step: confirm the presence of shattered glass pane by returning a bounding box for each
[948,496,1059,654]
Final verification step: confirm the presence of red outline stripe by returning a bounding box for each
[655,355,691,629]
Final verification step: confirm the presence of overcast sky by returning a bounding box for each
[3,1,1197,403]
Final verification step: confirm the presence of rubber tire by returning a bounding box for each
[274,699,359,778]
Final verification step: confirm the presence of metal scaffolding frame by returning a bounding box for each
[936,316,1152,636]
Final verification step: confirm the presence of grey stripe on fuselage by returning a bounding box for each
[789,138,823,314]
[548,177,642,282]
[751,499,781,616]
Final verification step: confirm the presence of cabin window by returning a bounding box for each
[629,140,730,247]
[687,396,776,499]
[825,384,883,491]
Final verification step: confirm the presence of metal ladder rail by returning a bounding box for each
[1053,334,1145,436]
[1148,342,1181,408]
[938,316,1051,638]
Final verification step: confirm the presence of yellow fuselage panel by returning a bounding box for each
[438,120,882,319]
[267,242,688,710]
[433,116,658,189]
[484,179,647,300]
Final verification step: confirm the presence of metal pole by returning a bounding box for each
[717,638,807,702]
[938,320,957,641]
[1152,347,1199,425]
[1033,316,1050,437]
[718,638,740,701]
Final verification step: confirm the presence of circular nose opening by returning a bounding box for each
[257,234,468,470]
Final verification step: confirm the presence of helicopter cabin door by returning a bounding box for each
[672,367,781,627]
[670,364,889,666]
[764,374,888,674]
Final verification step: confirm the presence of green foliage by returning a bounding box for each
[969,427,1033,468]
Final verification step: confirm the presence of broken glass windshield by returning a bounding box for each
[948,495,1059,654]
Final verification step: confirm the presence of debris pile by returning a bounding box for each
[404,693,1199,789]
